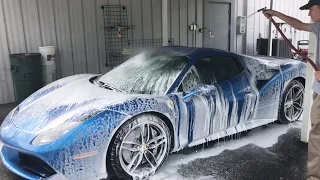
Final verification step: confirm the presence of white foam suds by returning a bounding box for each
[150,121,302,180]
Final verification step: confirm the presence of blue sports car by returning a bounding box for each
[0,47,306,180]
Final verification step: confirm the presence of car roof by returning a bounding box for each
[155,46,239,60]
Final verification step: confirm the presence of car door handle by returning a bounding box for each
[209,29,214,39]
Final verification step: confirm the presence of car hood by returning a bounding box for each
[8,74,138,134]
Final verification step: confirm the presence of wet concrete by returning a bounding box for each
[177,128,307,180]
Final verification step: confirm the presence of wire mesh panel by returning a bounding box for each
[102,5,174,68]
[101,5,134,67]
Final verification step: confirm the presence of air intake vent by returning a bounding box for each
[18,152,56,178]
[257,38,292,58]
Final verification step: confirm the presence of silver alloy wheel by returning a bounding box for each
[284,84,304,122]
[119,122,168,178]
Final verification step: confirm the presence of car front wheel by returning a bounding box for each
[109,114,171,180]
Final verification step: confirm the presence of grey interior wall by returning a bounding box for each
[237,0,245,54]
[0,0,163,104]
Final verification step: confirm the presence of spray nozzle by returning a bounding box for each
[257,7,267,13]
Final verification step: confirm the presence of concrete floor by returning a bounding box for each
[166,128,307,180]
[0,103,308,180]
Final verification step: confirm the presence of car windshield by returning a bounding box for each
[97,50,190,95]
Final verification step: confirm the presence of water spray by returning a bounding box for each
[258,7,319,71]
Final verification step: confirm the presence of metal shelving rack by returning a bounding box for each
[102,5,174,68]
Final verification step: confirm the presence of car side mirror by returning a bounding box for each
[263,63,280,71]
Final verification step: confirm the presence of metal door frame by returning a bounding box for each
[203,0,237,52]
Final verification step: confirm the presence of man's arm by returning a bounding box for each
[263,10,311,32]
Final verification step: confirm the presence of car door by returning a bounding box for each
[172,55,258,147]
[175,64,217,145]
[207,55,258,134]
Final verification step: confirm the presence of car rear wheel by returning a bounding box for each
[109,114,171,180]
[278,80,304,124]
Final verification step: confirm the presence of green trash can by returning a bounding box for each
[10,53,43,103]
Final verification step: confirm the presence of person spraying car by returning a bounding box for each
[262,0,320,179]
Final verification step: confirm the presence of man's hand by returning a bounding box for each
[315,71,320,82]
[263,10,279,19]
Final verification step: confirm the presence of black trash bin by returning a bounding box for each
[10,53,43,103]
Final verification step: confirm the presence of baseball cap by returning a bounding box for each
[300,0,320,10]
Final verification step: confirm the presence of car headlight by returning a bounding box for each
[32,122,81,145]
[31,109,103,146]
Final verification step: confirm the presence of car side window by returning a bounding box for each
[194,56,243,83]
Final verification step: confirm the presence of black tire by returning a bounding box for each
[278,80,304,124]
[108,114,171,180]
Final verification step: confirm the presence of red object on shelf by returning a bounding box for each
[117,24,122,38]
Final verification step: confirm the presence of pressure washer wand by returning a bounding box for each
[257,7,319,71]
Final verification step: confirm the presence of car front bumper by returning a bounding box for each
[0,145,67,180]
[0,118,112,180]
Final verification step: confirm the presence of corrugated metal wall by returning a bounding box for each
[168,0,202,47]
[0,0,164,104]
[246,0,310,55]
[0,0,312,104]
